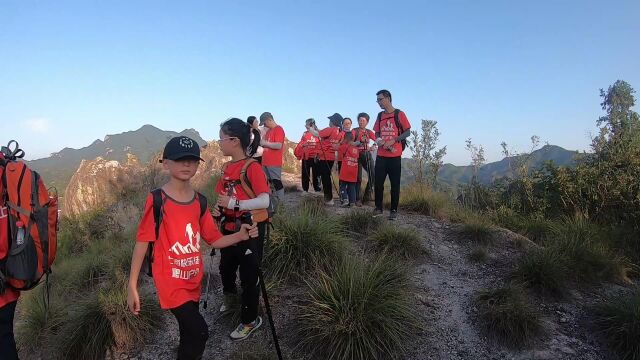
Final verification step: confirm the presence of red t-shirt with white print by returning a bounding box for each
[339,144,360,183]
[352,128,376,153]
[136,191,221,310]
[318,127,342,161]
[373,110,411,158]
[262,125,286,167]
[215,159,270,232]
[300,131,321,160]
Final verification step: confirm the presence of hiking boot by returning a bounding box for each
[388,210,398,221]
[230,316,263,341]
[219,293,237,313]
[373,208,383,217]
[325,199,334,206]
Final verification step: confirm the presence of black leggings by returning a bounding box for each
[318,160,335,201]
[357,152,374,202]
[169,301,209,360]
[219,222,267,324]
[0,301,18,360]
[374,156,402,211]
[301,159,321,192]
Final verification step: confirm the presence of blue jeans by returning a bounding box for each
[340,181,357,204]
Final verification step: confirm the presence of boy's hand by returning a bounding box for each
[217,195,232,209]
[239,223,258,240]
[127,285,141,315]
[384,139,395,148]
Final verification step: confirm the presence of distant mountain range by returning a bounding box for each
[402,144,580,186]
[26,124,580,196]
[28,125,207,194]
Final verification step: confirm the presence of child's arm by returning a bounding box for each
[211,224,257,248]
[127,241,149,315]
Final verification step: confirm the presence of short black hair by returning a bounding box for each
[357,112,370,122]
[259,112,274,124]
[376,89,392,103]
[247,116,257,126]
[343,117,352,124]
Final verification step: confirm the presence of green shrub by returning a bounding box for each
[297,254,418,360]
[340,209,381,235]
[371,225,424,259]
[16,288,65,355]
[399,184,451,219]
[298,195,328,217]
[593,290,640,360]
[458,215,494,245]
[469,246,489,263]
[513,248,568,297]
[475,283,543,347]
[518,217,554,244]
[265,207,347,282]
[197,174,220,211]
[284,184,300,193]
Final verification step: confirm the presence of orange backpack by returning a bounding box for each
[0,141,58,292]
[221,158,273,223]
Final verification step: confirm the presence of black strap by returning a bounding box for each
[393,108,403,134]
[147,189,164,276]
[197,192,207,217]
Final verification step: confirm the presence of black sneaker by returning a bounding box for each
[373,208,384,217]
[388,210,398,221]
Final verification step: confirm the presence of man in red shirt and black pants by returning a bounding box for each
[373,89,411,220]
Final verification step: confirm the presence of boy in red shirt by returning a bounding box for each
[127,136,257,360]
[0,165,20,360]
[297,119,322,193]
[211,118,271,341]
[352,112,376,206]
[373,89,412,220]
[309,113,344,205]
[259,112,286,207]
[339,132,361,207]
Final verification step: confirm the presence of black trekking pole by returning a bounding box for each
[240,213,283,360]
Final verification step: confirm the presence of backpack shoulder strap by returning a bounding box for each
[196,192,207,217]
[151,188,163,240]
[393,109,403,133]
[240,158,257,199]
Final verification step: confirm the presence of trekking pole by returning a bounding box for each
[240,213,283,360]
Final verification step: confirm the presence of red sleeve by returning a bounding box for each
[247,161,270,196]
[399,111,411,131]
[200,209,222,245]
[339,142,348,156]
[273,126,285,143]
[136,194,155,243]
[318,127,335,139]
[369,129,376,139]
[294,142,303,159]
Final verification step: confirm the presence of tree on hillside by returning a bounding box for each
[500,136,541,213]
[465,138,485,185]
[409,119,447,186]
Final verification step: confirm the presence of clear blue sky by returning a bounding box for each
[1,0,638,165]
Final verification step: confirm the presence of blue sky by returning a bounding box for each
[1,0,638,165]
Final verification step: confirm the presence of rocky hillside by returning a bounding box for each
[63,140,300,216]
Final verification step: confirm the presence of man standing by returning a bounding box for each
[309,113,343,205]
[373,90,411,220]
[352,112,376,206]
[259,112,286,206]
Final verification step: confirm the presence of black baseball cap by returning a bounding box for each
[161,136,204,162]
[328,113,344,127]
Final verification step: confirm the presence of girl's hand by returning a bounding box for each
[238,223,258,240]
[127,285,141,315]
[217,195,232,209]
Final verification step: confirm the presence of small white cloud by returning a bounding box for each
[24,118,51,133]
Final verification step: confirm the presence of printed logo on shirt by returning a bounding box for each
[169,223,201,256]
[168,223,202,280]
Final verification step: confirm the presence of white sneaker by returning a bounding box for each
[230,316,263,341]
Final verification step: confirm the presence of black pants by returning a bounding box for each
[374,156,402,212]
[337,161,342,172]
[170,301,208,360]
[254,156,262,164]
[0,301,18,360]
[318,160,335,201]
[219,222,266,324]
[301,159,321,192]
[357,152,374,202]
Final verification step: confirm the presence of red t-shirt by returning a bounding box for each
[136,191,222,310]
[298,131,321,160]
[262,125,285,167]
[373,110,411,158]
[339,144,360,183]
[0,195,19,308]
[352,128,376,153]
[318,127,342,161]
[215,159,270,231]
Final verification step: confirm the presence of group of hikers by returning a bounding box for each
[0,89,411,360]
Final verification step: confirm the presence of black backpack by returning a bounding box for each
[143,188,208,276]
[375,109,406,151]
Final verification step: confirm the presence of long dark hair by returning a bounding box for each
[220,118,261,157]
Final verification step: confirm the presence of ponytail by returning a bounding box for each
[248,128,261,157]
